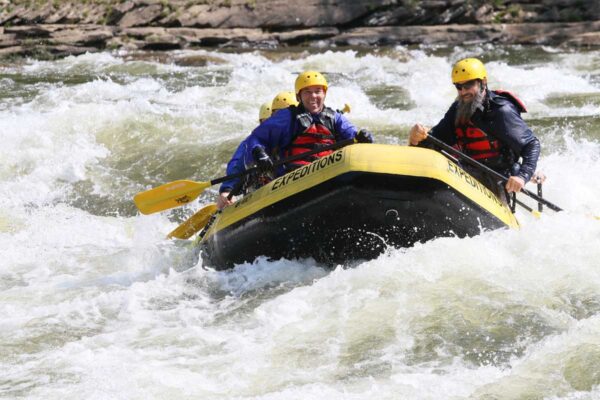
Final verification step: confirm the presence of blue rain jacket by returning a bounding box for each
[242,106,358,177]
[219,138,248,193]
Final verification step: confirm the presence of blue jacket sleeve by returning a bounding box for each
[334,112,358,140]
[219,139,247,193]
[243,109,294,167]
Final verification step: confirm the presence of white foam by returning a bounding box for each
[1,47,599,399]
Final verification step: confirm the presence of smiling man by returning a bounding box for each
[409,57,540,196]
[244,71,373,178]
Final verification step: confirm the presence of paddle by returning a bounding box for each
[167,203,218,239]
[424,134,563,212]
[134,137,356,215]
[514,197,542,218]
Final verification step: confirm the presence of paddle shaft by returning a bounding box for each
[425,135,563,212]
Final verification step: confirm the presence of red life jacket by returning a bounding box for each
[284,106,337,170]
[455,124,502,161]
[455,90,527,162]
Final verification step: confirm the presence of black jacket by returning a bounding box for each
[429,90,540,183]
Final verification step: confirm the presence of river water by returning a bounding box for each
[1,45,599,399]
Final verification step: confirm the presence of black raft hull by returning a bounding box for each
[198,145,518,270]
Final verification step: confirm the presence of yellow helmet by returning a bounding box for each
[258,101,272,122]
[451,58,487,83]
[271,91,299,111]
[294,71,328,94]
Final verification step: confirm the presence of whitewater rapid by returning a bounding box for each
[1,45,599,399]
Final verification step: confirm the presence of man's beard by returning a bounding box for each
[455,88,486,126]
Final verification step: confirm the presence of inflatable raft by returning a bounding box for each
[197,144,519,270]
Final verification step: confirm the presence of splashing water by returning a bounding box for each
[1,46,599,399]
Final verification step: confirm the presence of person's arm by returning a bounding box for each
[427,102,459,145]
[516,137,540,183]
[243,109,292,167]
[409,103,458,147]
[334,112,358,140]
[219,140,247,193]
[217,140,248,209]
[489,104,540,183]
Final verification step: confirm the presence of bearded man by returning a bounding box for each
[409,58,540,196]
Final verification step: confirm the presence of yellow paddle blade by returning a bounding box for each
[342,103,351,114]
[167,203,218,240]
[133,180,211,215]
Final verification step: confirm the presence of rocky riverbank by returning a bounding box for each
[1,0,599,58]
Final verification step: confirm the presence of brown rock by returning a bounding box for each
[119,4,164,28]
[175,5,210,27]
[475,4,494,23]
[363,7,413,26]
[0,45,25,57]
[178,0,391,29]
[0,6,27,25]
[501,20,600,44]
[566,32,600,47]
[106,1,136,25]
[0,33,18,48]
[45,5,75,24]
[61,6,86,24]
[331,24,501,46]
[168,27,273,46]
[121,27,168,40]
[275,27,339,44]
[4,25,54,38]
[172,54,228,67]
[134,0,164,5]
[141,31,182,50]
[81,4,109,25]
[49,26,114,47]
[47,44,100,56]
[156,11,182,27]
[116,1,137,13]
[176,5,228,28]
[19,3,55,24]
[106,36,144,51]
[329,20,600,47]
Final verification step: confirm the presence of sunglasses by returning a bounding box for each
[454,80,478,91]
